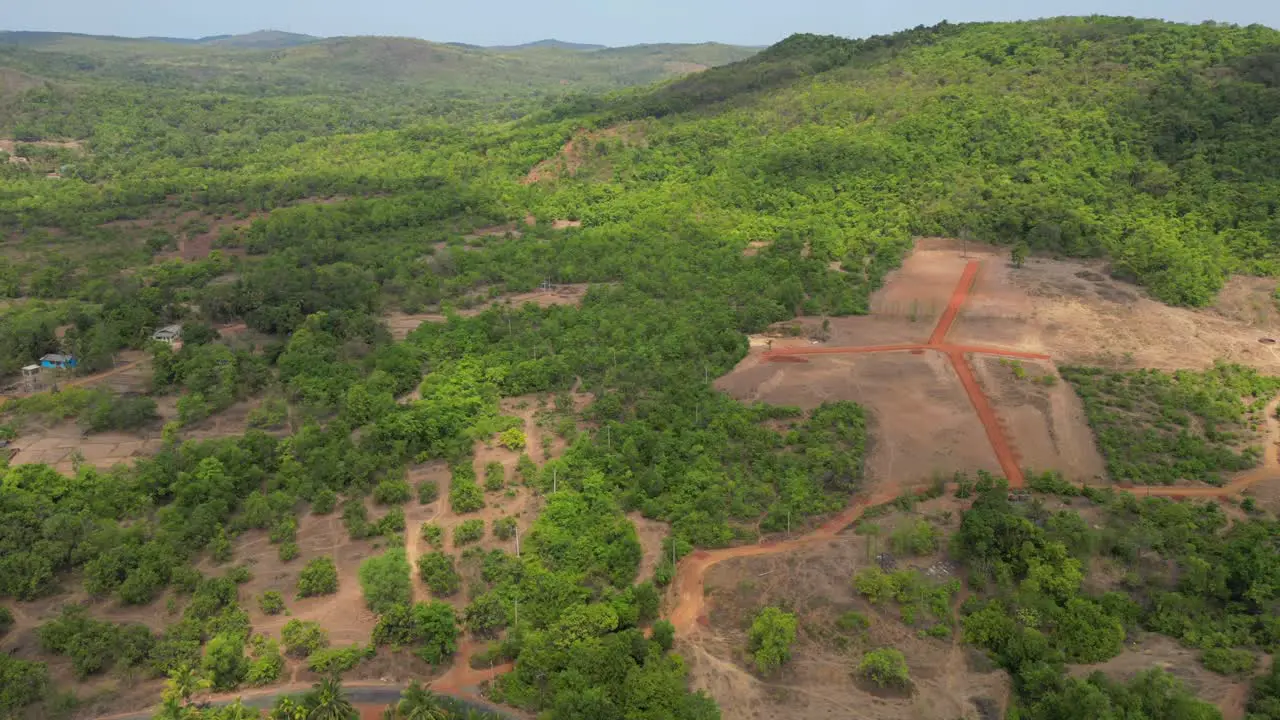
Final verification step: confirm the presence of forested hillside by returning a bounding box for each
[2,15,1280,720]
[0,31,756,104]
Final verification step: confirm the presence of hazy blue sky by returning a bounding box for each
[5,0,1278,46]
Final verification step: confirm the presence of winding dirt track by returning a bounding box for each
[669,259,1280,636]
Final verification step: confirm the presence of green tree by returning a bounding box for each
[418,552,461,596]
[1011,241,1029,268]
[305,677,357,720]
[298,556,339,597]
[385,681,449,720]
[201,632,248,691]
[358,548,412,614]
[859,648,910,688]
[747,606,797,674]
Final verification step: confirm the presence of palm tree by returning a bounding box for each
[162,664,212,707]
[222,699,259,720]
[306,677,357,720]
[387,682,448,720]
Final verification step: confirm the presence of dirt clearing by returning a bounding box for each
[940,239,1280,373]
[717,350,1001,486]
[385,284,595,340]
[686,526,1007,720]
[968,355,1106,482]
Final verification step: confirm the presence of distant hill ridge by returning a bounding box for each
[0,30,731,52]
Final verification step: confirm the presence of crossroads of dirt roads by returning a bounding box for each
[669,259,1280,634]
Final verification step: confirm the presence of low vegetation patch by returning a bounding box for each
[1062,364,1280,484]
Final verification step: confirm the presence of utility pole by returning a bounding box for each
[787,510,791,535]
[553,468,557,493]
[515,530,521,558]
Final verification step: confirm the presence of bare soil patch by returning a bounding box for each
[717,350,1001,487]
[462,223,523,241]
[231,509,384,647]
[384,285,595,340]
[742,240,773,257]
[522,123,647,184]
[969,356,1106,482]
[8,421,162,476]
[628,512,671,584]
[686,530,1007,720]
[384,312,448,341]
[938,240,1280,373]
[0,138,85,164]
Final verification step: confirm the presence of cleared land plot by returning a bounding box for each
[232,510,383,648]
[688,524,1007,720]
[941,239,1280,373]
[8,422,162,475]
[716,351,1002,486]
[969,355,1106,482]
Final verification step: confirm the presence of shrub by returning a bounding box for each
[464,593,507,637]
[416,480,439,504]
[0,655,48,716]
[421,523,443,548]
[80,392,158,433]
[652,620,675,652]
[450,477,485,514]
[0,606,13,636]
[358,548,412,614]
[373,602,458,664]
[889,520,941,556]
[1202,647,1256,676]
[307,644,373,674]
[278,542,299,562]
[634,583,661,623]
[859,648,910,688]
[498,428,526,450]
[376,507,406,535]
[202,632,248,690]
[311,489,337,515]
[171,566,203,594]
[1052,598,1125,663]
[837,611,870,632]
[748,607,797,674]
[516,453,538,483]
[373,477,412,505]
[259,591,286,616]
[417,552,461,596]
[246,397,288,429]
[227,565,253,584]
[269,517,297,544]
[484,461,505,491]
[209,527,233,563]
[454,519,485,546]
[493,516,517,541]
[38,608,153,679]
[246,637,284,686]
[342,499,372,539]
[297,557,338,598]
[281,620,329,658]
